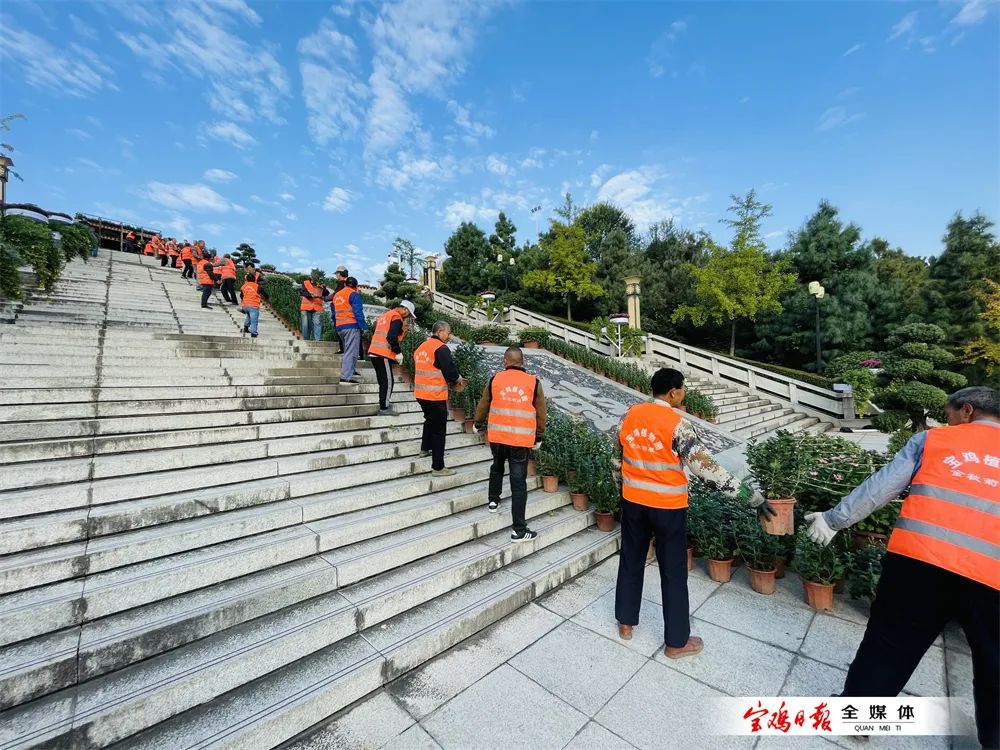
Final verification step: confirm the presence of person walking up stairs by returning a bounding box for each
[158,238,170,267]
[368,300,414,416]
[180,242,195,279]
[332,276,367,385]
[197,253,218,309]
[414,321,465,477]
[298,272,329,342]
[240,275,263,338]
[214,253,238,304]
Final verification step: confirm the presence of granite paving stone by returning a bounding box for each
[642,564,719,611]
[283,690,413,750]
[571,589,664,658]
[386,603,562,720]
[563,721,637,749]
[653,618,795,697]
[694,584,815,652]
[422,665,588,750]
[595,660,753,750]
[384,725,443,750]
[536,556,619,618]
[509,620,647,714]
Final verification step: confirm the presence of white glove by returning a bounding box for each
[805,512,837,547]
[395,353,403,364]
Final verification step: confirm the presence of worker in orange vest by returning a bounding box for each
[298,271,329,341]
[179,243,195,279]
[805,386,999,749]
[368,300,415,416]
[613,368,775,658]
[167,240,181,269]
[239,275,263,338]
[143,237,155,256]
[158,238,170,267]
[213,253,238,304]
[332,276,367,384]
[413,322,464,476]
[473,346,548,542]
[196,252,218,309]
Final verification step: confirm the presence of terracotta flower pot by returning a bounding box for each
[451,407,466,422]
[761,498,796,536]
[803,579,835,610]
[774,558,786,579]
[595,511,616,532]
[707,558,733,583]
[687,547,693,572]
[523,341,540,349]
[527,459,537,476]
[541,475,559,493]
[570,492,589,511]
[749,567,776,595]
[464,419,476,433]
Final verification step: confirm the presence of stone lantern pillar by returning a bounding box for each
[425,255,438,293]
[625,275,642,330]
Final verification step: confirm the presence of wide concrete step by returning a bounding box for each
[732,409,805,439]
[114,527,618,750]
[0,509,609,748]
[714,397,770,413]
[715,402,785,425]
[717,404,787,432]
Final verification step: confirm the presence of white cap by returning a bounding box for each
[400,300,416,316]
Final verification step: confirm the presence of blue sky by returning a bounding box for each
[2,0,997,284]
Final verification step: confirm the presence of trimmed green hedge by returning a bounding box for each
[732,357,834,389]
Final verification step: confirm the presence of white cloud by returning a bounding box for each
[951,0,994,25]
[443,200,496,227]
[323,186,353,213]
[0,23,116,96]
[146,181,233,212]
[448,100,494,141]
[817,106,866,131]
[843,43,863,56]
[375,151,454,192]
[298,17,367,146]
[280,192,295,202]
[647,20,687,77]
[485,154,512,177]
[65,128,91,141]
[520,157,542,169]
[203,168,238,182]
[888,12,918,42]
[589,129,599,143]
[345,243,360,254]
[595,167,687,229]
[590,163,613,187]
[69,14,98,41]
[204,121,257,149]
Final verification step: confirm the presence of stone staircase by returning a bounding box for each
[684,377,837,439]
[0,252,619,748]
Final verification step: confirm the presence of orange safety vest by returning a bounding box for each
[143,241,155,256]
[216,258,237,280]
[619,401,688,509]
[332,286,357,327]
[168,244,180,257]
[413,338,449,401]
[887,422,1000,589]
[196,259,215,286]
[487,368,538,447]
[240,281,261,308]
[369,309,402,358]
[180,245,193,261]
[157,242,168,256]
[126,231,136,241]
[300,280,325,312]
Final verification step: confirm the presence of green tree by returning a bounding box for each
[485,212,520,292]
[869,238,930,346]
[672,191,796,355]
[377,261,431,320]
[574,202,638,259]
[554,192,579,223]
[638,221,712,341]
[963,279,1000,378]
[592,227,633,316]
[873,323,967,432]
[392,236,423,280]
[926,212,1000,349]
[752,201,878,370]
[231,242,259,266]
[522,222,604,320]
[440,222,491,295]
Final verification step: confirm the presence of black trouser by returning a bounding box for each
[181,259,194,278]
[221,278,237,303]
[200,283,214,307]
[842,552,998,749]
[160,255,169,267]
[418,399,449,470]
[488,443,529,534]
[170,255,178,268]
[370,355,394,410]
[615,499,690,648]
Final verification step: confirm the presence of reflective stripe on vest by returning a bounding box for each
[619,401,688,509]
[332,286,357,327]
[487,369,537,448]
[196,260,215,285]
[887,422,1000,589]
[413,338,448,401]
[300,280,325,312]
[217,259,236,280]
[240,281,261,308]
[369,310,402,358]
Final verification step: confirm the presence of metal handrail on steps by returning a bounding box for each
[430,290,853,424]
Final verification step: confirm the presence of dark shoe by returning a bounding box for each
[250,333,258,338]
[201,305,213,309]
[340,378,359,385]
[488,499,499,513]
[242,326,249,333]
[618,624,633,641]
[664,636,704,659]
[378,407,399,417]
[510,528,538,543]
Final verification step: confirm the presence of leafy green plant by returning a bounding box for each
[793,433,888,514]
[846,543,886,601]
[469,324,512,345]
[0,244,20,300]
[689,484,738,560]
[518,326,550,346]
[745,431,805,499]
[0,216,59,291]
[836,368,876,417]
[681,388,717,420]
[793,529,846,585]
[589,472,620,514]
[826,351,880,380]
[851,500,901,536]
[734,509,781,571]
[54,222,96,263]
[887,428,915,456]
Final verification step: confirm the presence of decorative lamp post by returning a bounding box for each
[0,155,12,218]
[808,281,826,371]
[481,291,496,303]
[496,253,515,291]
[624,275,642,330]
[605,313,631,357]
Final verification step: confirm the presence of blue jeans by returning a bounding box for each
[90,246,99,257]
[244,306,259,336]
[300,310,322,341]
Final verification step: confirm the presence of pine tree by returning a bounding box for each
[232,242,260,266]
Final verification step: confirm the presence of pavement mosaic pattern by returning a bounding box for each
[285,557,976,750]
[478,348,739,455]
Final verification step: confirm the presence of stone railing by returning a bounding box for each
[430,290,853,423]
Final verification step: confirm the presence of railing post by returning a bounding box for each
[788,381,798,405]
[711,357,721,381]
[746,369,756,391]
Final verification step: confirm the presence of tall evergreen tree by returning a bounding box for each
[638,221,712,341]
[231,242,260,266]
[439,222,491,296]
[522,222,604,320]
[868,238,930,346]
